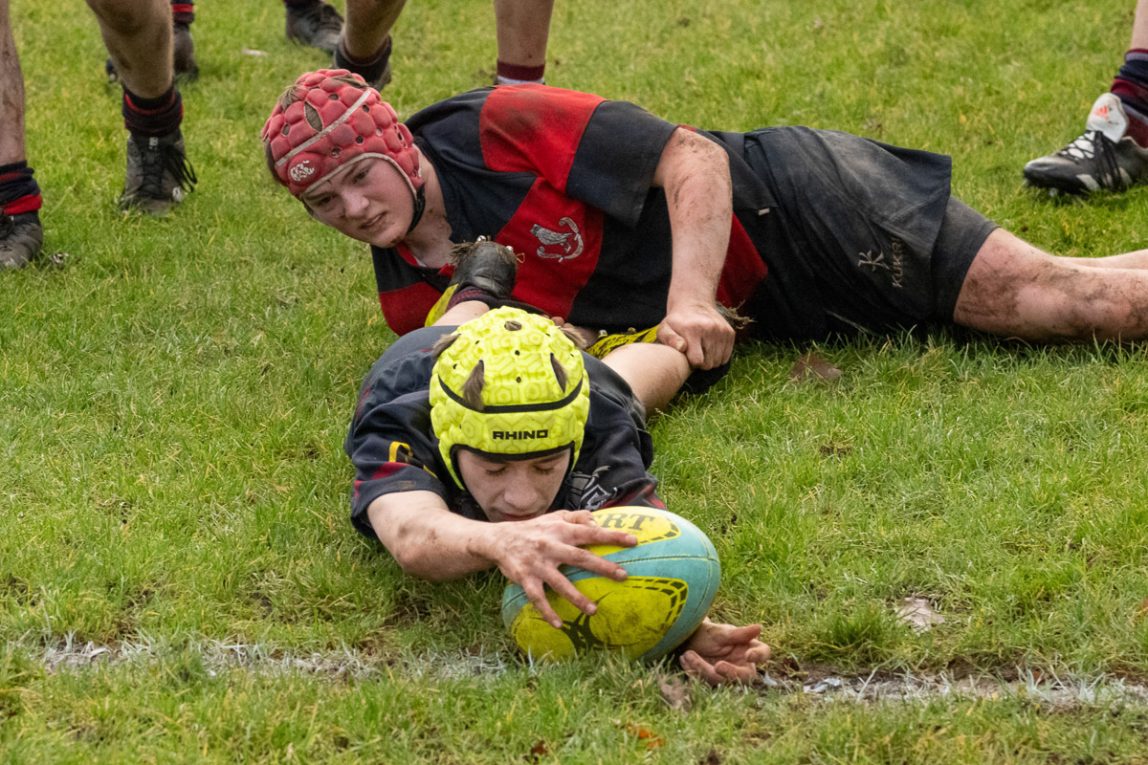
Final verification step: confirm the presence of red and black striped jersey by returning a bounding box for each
[371,84,773,336]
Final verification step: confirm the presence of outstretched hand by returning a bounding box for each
[679,619,771,686]
[657,303,734,370]
[492,510,636,629]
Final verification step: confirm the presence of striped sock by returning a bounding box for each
[171,1,194,25]
[0,162,43,216]
[1112,48,1148,147]
[122,86,183,138]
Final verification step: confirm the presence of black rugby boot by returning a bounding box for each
[0,212,43,269]
[119,130,197,216]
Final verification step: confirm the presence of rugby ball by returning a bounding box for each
[501,506,720,662]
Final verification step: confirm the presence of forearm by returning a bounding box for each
[655,128,732,308]
[367,491,498,580]
[371,492,642,626]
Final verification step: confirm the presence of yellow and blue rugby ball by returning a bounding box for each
[501,506,720,662]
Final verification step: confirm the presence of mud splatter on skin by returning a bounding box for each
[954,231,1148,342]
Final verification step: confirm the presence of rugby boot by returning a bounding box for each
[172,22,199,82]
[119,130,198,216]
[106,21,198,83]
[1024,93,1148,194]
[449,240,520,297]
[422,240,523,324]
[285,0,343,54]
[334,36,393,91]
[0,212,43,269]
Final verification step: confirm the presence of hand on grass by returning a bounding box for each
[679,618,771,686]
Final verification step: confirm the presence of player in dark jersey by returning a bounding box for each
[347,303,770,685]
[263,69,1148,400]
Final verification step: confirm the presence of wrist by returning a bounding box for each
[462,522,498,568]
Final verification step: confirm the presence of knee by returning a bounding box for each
[86,0,159,35]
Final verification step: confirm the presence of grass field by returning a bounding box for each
[4,0,1148,762]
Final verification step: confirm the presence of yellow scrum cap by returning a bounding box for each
[430,307,590,490]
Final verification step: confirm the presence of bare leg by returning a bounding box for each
[343,0,405,60]
[954,229,1148,341]
[600,343,690,414]
[1132,0,1148,49]
[0,0,24,165]
[494,0,553,72]
[434,300,490,327]
[86,0,173,98]
[1064,248,1148,268]
[0,0,43,270]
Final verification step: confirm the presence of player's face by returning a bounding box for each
[300,157,414,247]
[456,450,571,523]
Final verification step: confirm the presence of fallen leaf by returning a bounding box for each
[625,723,664,749]
[526,740,548,762]
[896,597,945,633]
[789,352,843,383]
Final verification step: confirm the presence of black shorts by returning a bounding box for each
[738,127,997,340]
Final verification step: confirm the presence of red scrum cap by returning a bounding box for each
[262,69,423,200]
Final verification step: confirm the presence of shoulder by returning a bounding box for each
[356,326,455,410]
[405,88,494,133]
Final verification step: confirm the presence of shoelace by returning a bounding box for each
[1058,131,1100,160]
[1058,130,1126,189]
[137,138,198,200]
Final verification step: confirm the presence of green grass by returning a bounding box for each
[4,0,1148,761]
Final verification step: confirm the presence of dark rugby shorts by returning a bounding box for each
[738,127,997,340]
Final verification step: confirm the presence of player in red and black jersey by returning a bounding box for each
[263,69,1148,403]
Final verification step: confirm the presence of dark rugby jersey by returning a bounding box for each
[371,84,775,336]
[344,325,662,540]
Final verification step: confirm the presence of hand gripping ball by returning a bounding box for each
[501,506,721,662]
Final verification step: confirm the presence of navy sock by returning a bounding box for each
[122,87,183,138]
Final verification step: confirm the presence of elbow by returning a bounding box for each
[677,127,728,166]
[390,546,448,581]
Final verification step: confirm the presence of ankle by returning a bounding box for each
[0,162,42,216]
[495,61,545,86]
[122,87,183,138]
[335,37,392,84]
